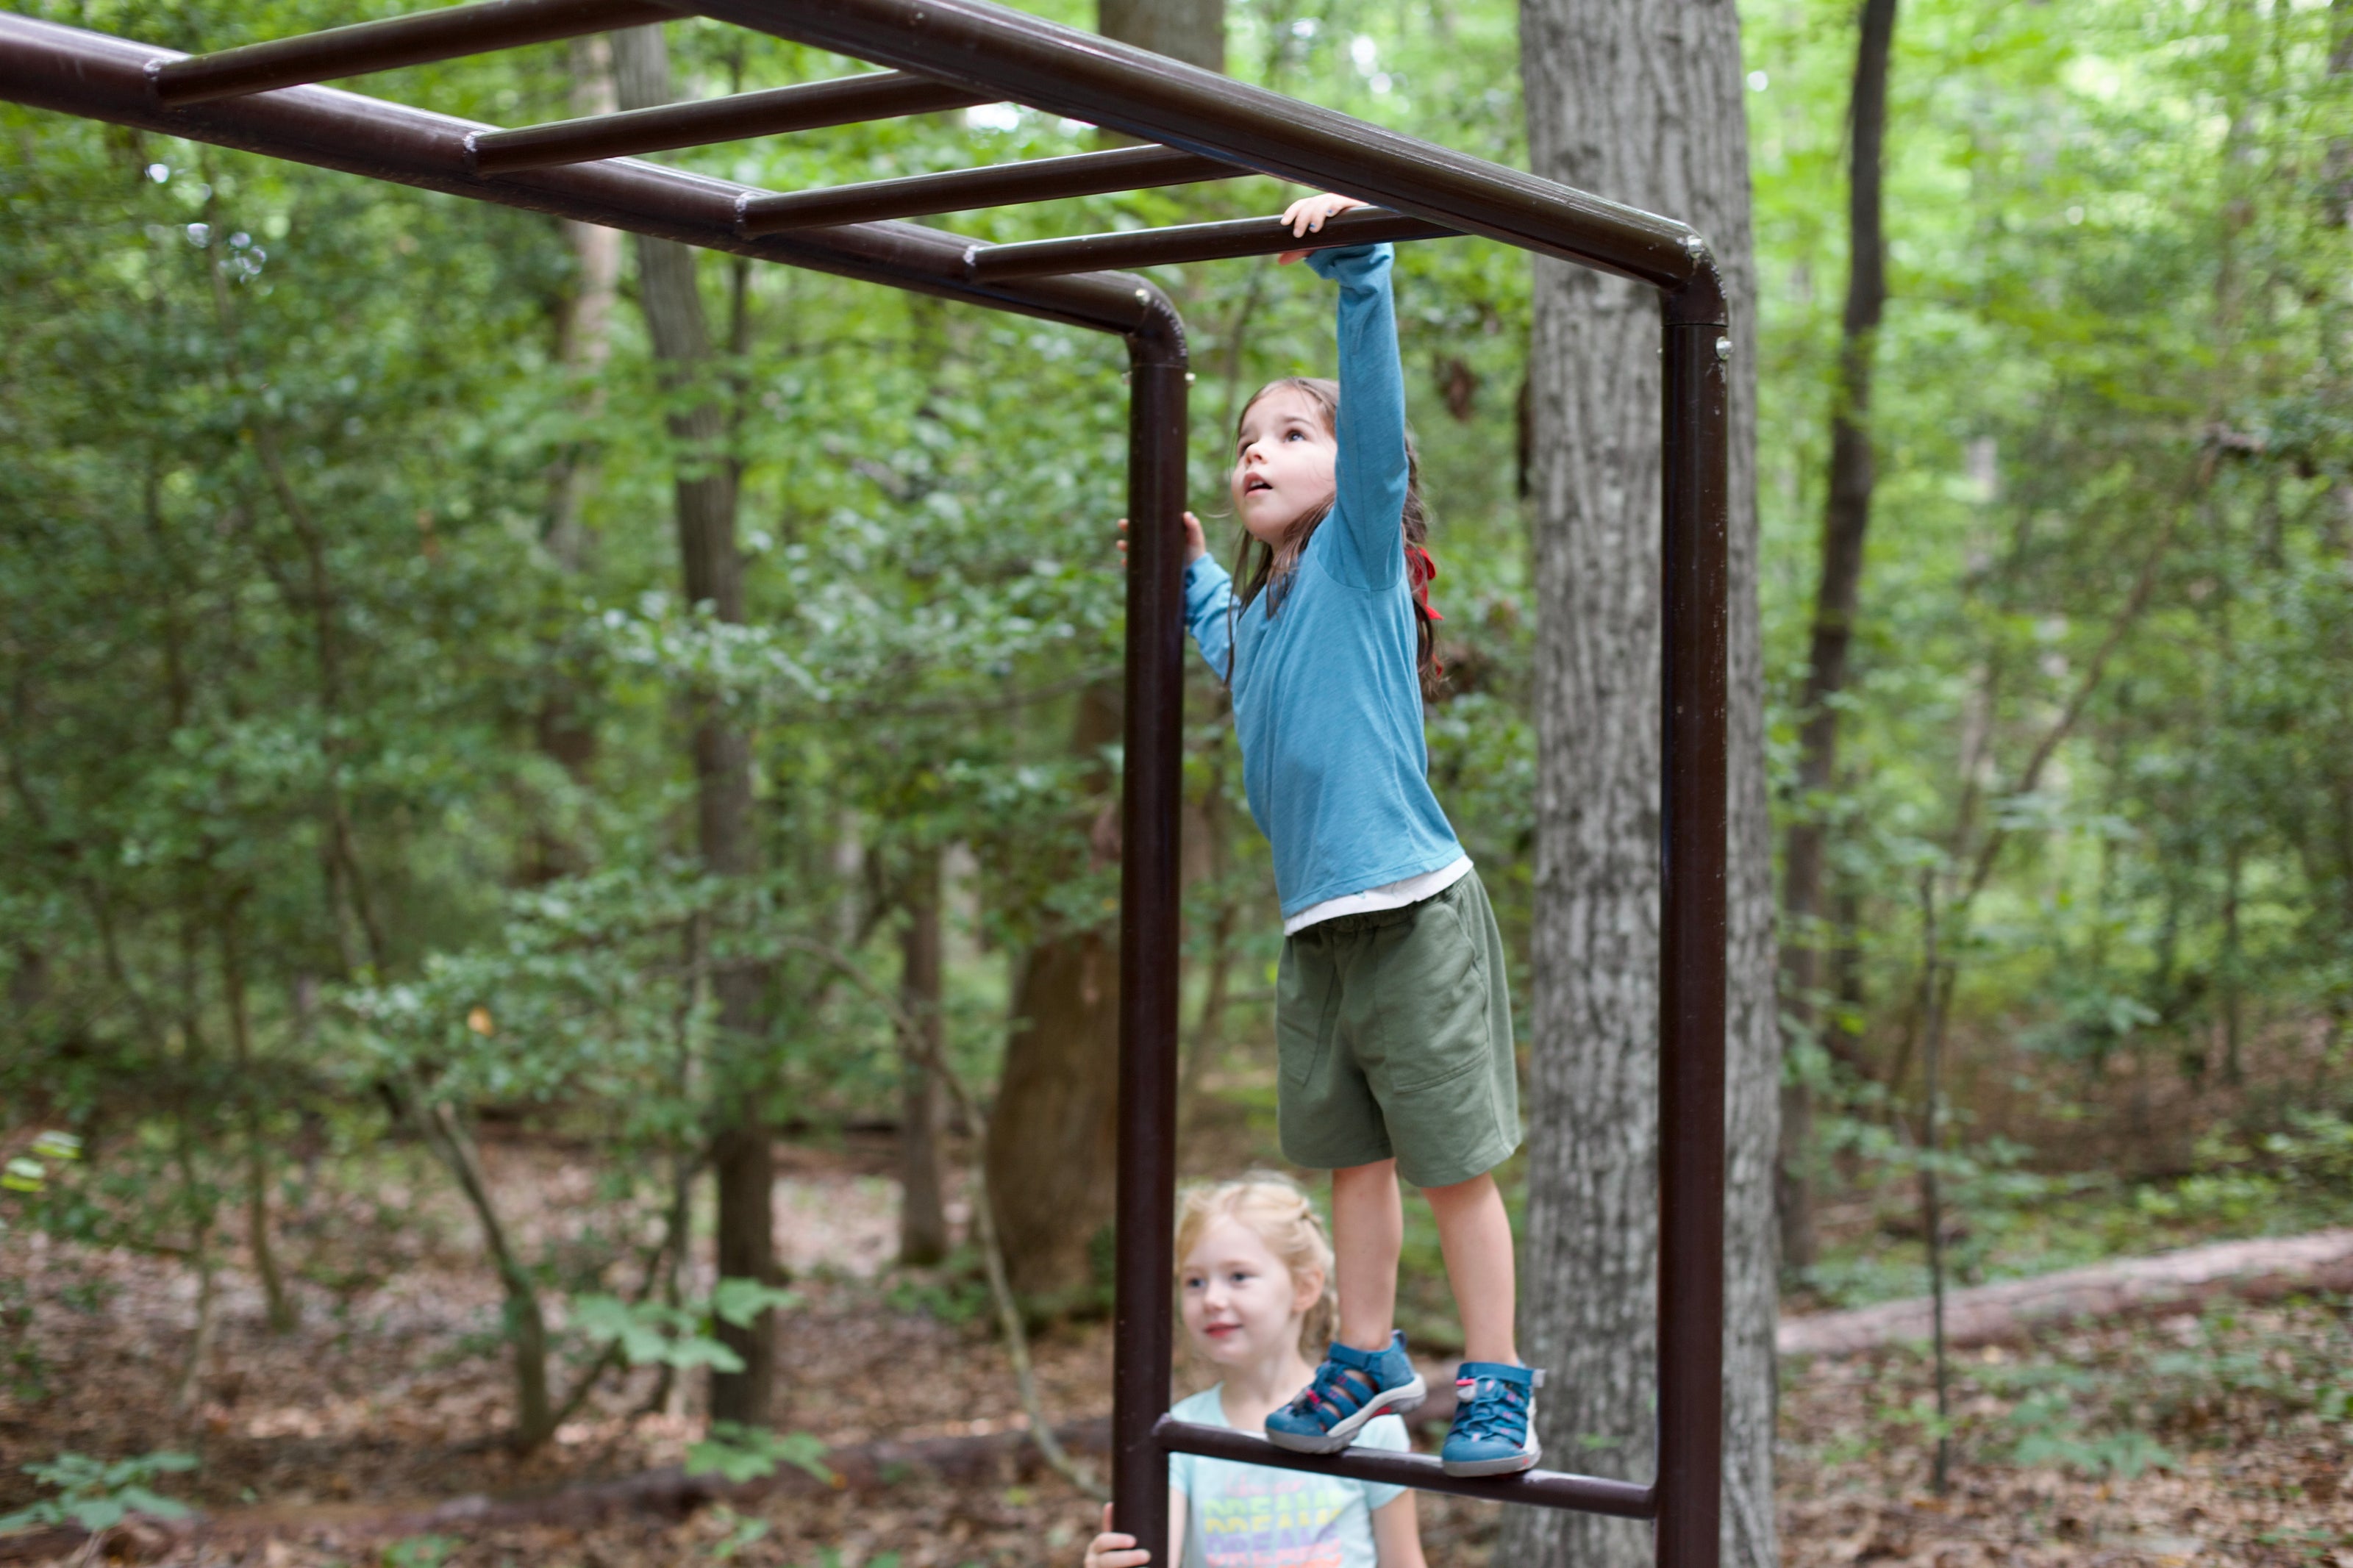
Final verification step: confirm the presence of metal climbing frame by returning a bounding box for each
[0,2,1731,1563]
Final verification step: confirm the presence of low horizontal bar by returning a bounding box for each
[470,71,987,174]
[968,206,1454,279]
[151,0,674,107]
[1155,1420,1656,1517]
[740,144,1233,235]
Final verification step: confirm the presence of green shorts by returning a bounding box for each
[1274,868,1521,1189]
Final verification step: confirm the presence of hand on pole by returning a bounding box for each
[1116,512,1207,568]
[1084,1503,1153,1568]
[1277,191,1371,263]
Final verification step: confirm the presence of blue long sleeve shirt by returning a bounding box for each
[1182,243,1466,920]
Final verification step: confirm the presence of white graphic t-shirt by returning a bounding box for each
[1167,1386,1410,1568]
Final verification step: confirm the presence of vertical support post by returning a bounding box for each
[1654,282,1730,1568]
[1113,307,1190,1568]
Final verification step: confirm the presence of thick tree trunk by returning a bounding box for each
[1781,0,1899,1279]
[899,845,951,1267]
[985,679,1124,1306]
[1098,0,1222,72]
[1510,1,1777,1565]
[613,24,776,1428]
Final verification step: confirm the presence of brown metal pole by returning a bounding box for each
[1654,276,1730,1568]
[1156,1419,1657,1517]
[685,0,1704,287]
[0,14,1158,337]
[968,207,1453,280]
[740,144,1232,234]
[149,0,673,106]
[1113,298,1188,1568]
[470,71,988,174]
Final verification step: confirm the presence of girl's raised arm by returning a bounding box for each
[1298,213,1410,593]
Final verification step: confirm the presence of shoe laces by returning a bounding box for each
[1288,1358,1381,1430]
[1453,1373,1529,1443]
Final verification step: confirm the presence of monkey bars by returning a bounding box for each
[0,4,1731,1565]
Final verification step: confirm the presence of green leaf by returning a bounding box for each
[0,1501,66,1535]
[709,1278,801,1328]
[683,1424,832,1486]
[65,1498,126,1532]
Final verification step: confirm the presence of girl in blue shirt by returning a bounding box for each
[1125,194,1540,1479]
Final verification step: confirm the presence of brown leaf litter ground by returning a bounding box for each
[0,1137,2345,1567]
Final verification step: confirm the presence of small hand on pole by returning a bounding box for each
[1115,512,1207,568]
[1277,191,1371,264]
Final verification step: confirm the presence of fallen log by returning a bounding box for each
[1777,1227,2353,1359]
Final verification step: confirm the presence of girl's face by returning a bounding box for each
[1231,386,1338,546]
[1179,1216,1321,1368]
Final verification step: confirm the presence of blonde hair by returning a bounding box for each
[1174,1172,1338,1352]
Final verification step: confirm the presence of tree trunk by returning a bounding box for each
[1779,0,1899,1278]
[985,679,1124,1306]
[899,845,951,1267]
[546,32,623,572]
[1510,0,1777,1565]
[613,22,776,1428]
[219,905,296,1334]
[1098,0,1222,72]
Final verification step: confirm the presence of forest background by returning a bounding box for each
[2,0,2350,1564]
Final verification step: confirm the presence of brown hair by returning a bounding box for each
[1227,377,1442,703]
[1174,1172,1338,1353]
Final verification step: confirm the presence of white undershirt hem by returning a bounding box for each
[1282,855,1474,937]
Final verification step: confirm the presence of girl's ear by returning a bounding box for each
[1292,1265,1326,1320]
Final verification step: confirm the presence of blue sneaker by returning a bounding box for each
[1263,1332,1428,1454]
[1442,1361,1543,1476]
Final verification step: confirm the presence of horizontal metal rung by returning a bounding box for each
[151,0,674,107]
[968,206,1454,279]
[738,145,1235,235]
[1154,1420,1657,1517]
[471,71,990,174]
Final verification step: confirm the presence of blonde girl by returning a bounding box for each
[1082,1175,1427,1568]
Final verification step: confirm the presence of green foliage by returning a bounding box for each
[684,1424,832,1486]
[2002,1378,2174,1479]
[702,1506,772,1561]
[709,1278,802,1328]
[0,1451,195,1536]
[0,1131,79,1199]
[568,1278,804,1372]
[882,1252,994,1325]
[379,1536,457,1568]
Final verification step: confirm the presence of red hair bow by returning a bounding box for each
[1404,543,1444,623]
[1405,543,1445,687]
